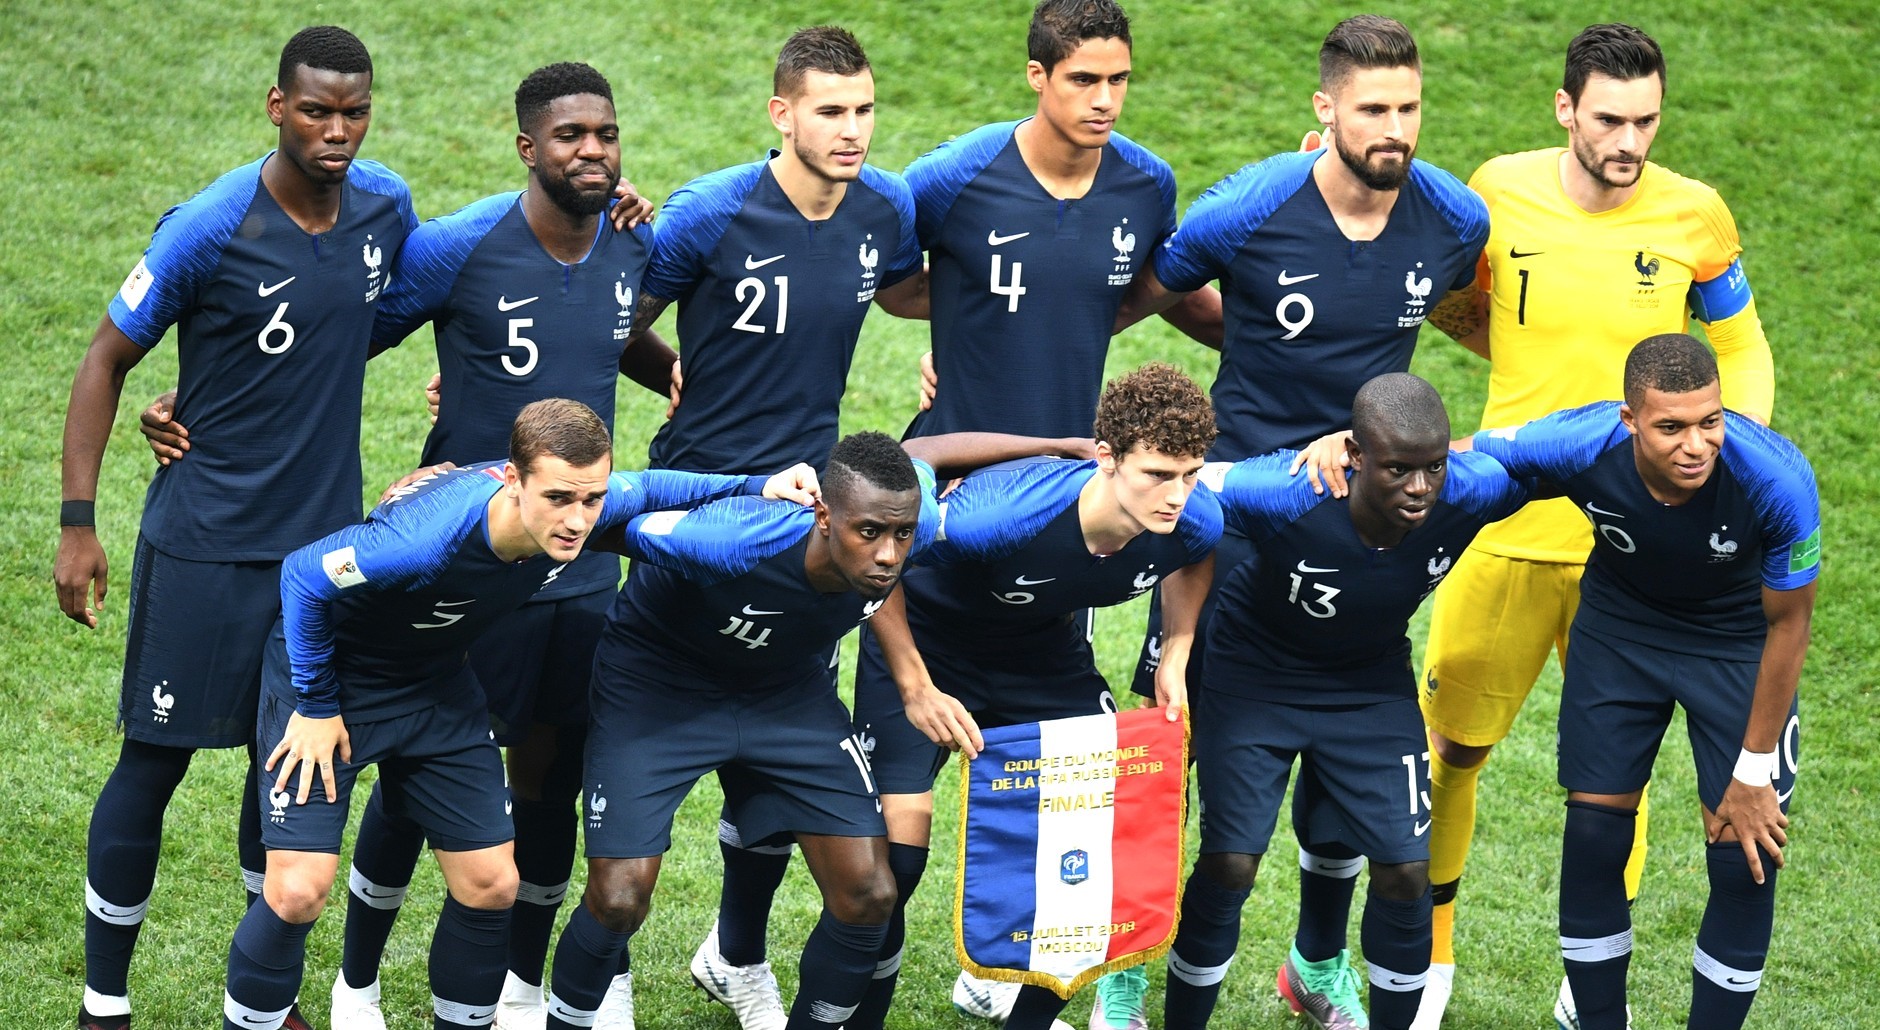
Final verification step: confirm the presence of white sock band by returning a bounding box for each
[85,879,150,926]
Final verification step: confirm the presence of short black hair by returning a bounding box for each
[1564,23,1666,104]
[278,26,372,89]
[1028,0,1132,72]
[822,431,918,509]
[516,62,615,134]
[1319,15,1419,92]
[1624,334,1718,406]
[774,25,870,99]
[1351,373,1449,451]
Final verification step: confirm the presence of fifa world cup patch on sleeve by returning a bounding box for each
[322,546,368,588]
[118,258,155,311]
[1788,527,1821,574]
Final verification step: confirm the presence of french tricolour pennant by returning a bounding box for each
[954,706,1189,998]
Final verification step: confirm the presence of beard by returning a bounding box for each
[794,135,865,184]
[1571,133,1645,190]
[1335,132,1413,192]
[539,163,618,216]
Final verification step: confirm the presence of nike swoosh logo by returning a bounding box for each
[1509,247,1544,259]
[1585,503,1626,519]
[1726,976,1758,985]
[258,277,297,297]
[1276,271,1319,286]
[95,902,142,918]
[745,253,786,269]
[467,1012,494,1021]
[1013,575,1056,586]
[986,230,1030,246]
[1389,976,1420,985]
[357,886,401,899]
[497,295,539,311]
[240,1016,272,1025]
[1296,561,1339,574]
[1414,819,1431,836]
[436,599,475,607]
[1776,783,1794,803]
[742,605,783,616]
[1561,944,1595,952]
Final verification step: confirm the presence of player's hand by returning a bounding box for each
[424,372,442,424]
[54,528,108,628]
[917,351,937,411]
[1290,430,1353,497]
[906,685,984,759]
[379,462,457,505]
[1153,665,1188,722]
[139,390,189,466]
[761,463,821,507]
[609,178,657,231]
[1301,128,1331,152]
[1711,781,1790,884]
[268,711,352,806]
[663,359,685,420]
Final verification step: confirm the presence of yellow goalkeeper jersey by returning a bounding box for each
[1468,148,1773,562]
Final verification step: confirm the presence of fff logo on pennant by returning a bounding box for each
[1060,849,1090,885]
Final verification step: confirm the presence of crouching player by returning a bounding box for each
[1163,374,1532,1030]
[221,399,814,1030]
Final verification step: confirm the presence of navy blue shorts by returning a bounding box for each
[473,587,610,746]
[1194,690,1431,865]
[254,681,512,855]
[583,656,883,859]
[1559,626,1800,812]
[1131,528,1253,699]
[120,536,281,749]
[852,624,1115,795]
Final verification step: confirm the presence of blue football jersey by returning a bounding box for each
[908,457,1219,659]
[1155,151,1487,459]
[1472,403,1822,658]
[372,191,653,599]
[276,461,760,722]
[108,153,417,560]
[596,462,941,692]
[903,122,1178,438]
[1203,450,1529,703]
[642,157,921,474]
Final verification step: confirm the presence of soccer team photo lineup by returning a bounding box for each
[32,1,1864,1028]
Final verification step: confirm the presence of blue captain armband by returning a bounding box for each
[1688,258,1752,323]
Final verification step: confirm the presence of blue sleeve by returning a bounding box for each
[1154,151,1315,293]
[1726,416,1822,591]
[347,159,419,237]
[1688,258,1754,323]
[106,158,264,347]
[1199,451,1324,542]
[1470,402,1629,483]
[1108,131,1179,244]
[859,166,923,287]
[1441,450,1533,522]
[594,468,762,532]
[623,498,811,584]
[909,460,942,559]
[642,162,762,301]
[371,193,517,349]
[1174,481,1224,564]
[927,459,1084,565]
[904,122,1019,247]
[1409,161,1490,290]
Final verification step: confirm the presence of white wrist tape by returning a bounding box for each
[1732,747,1779,787]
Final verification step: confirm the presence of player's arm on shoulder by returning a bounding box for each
[872,264,930,320]
[1206,455,1308,541]
[1154,283,1223,350]
[1427,278,1490,359]
[1113,261,1189,335]
[55,317,155,627]
[900,432,1093,479]
[1467,403,1617,481]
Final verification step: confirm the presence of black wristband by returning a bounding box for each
[60,500,96,527]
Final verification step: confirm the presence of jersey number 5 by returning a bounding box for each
[504,317,539,376]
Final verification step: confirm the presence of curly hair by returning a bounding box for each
[1093,362,1216,460]
[278,26,371,88]
[823,431,918,508]
[516,62,614,133]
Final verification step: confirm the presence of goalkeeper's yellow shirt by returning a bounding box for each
[1468,148,1775,563]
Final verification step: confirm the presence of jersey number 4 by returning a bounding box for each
[990,255,1026,312]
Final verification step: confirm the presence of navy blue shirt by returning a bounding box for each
[372,191,653,599]
[1473,403,1821,658]
[277,461,760,722]
[1155,151,1487,459]
[597,463,941,693]
[903,122,1178,438]
[1203,450,1529,704]
[642,156,921,474]
[109,153,417,560]
[908,457,1219,661]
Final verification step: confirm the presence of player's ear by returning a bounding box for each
[267,84,286,128]
[1311,89,1335,129]
[1026,60,1049,96]
[768,95,791,137]
[1094,440,1117,474]
[1343,435,1364,471]
[504,461,524,497]
[516,130,537,170]
[1618,402,1639,436]
[1554,88,1575,130]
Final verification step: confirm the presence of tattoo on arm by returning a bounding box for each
[1428,287,1486,343]
[627,293,673,344]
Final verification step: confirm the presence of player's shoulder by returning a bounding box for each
[410,192,521,252]
[371,461,506,519]
[1468,148,1558,194]
[1638,161,1735,241]
[344,158,412,201]
[1175,476,1225,548]
[1721,413,1816,503]
[158,154,268,235]
[636,495,812,580]
[665,159,768,220]
[1104,130,1175,187]
[1641,159,1727,207]
[1193,150,1317,221]
[906,120,1020,178]
[856,163,916,208]
[1440,450,1526,516]
[1201,452,1322,525]
[1408,159,1489,243]
[960,455,1091,491]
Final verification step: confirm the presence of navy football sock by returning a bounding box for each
[430,895,512,1028]
[789,911,888,1027]
[239,746,266,905]
[1164,869,1253,1030]
[223,901,314,1030]
[85,738,192,1000]
[1361,889,1431,1030]
[1689,841,1778,1029]
[1560,800,1637,1030]
[846,843,927,1030]
[509,793,578,986]
[715,816,794,966]
[1004,985,1072,1030]
[1296,842,1364,962]
[339,782,423,990]
[546,904,630,1028]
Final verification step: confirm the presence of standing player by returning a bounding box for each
[221,399,815,1030]
[1411,26,1777,1026]
[1464,336,1816,1030]
[847,364,1221,1030]
[54,26,413,1030]
[1160,374,1530,1030]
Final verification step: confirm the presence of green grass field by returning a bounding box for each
[3,1,1876,1026]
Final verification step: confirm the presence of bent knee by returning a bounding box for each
[1430,731,1491,770]
[264,873,332,923]
[1369,861,1430,902]
[452,865,520,910]
[1196,852,1260,893]
[585,865,654,933]
[826,866,897,925]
